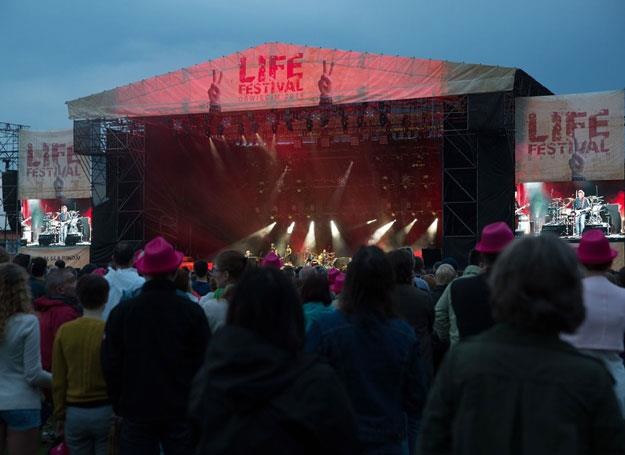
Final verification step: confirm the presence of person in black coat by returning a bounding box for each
[387,248,434,384]
[101,237,210,455]
[189,266,359,455]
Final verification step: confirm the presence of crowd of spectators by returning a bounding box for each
[2,223,625,454]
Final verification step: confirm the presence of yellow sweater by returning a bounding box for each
[52,317,108,421]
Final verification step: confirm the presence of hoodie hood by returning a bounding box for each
[192,325,315,414]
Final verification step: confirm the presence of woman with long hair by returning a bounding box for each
[0,263,52,455]
[190,266,359,454]
[306,246,427,455]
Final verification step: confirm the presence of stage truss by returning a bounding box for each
[74,118,146,262]
[0,122,28,250]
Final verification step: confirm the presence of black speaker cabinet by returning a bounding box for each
[422,248,442,269]
[541,224,567,236]
[65,233,81,246]
[39,234,54,246]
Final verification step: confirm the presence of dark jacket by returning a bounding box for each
[450,272,494,340]
[101,279,210,423]
[189,325,359,455]
[419,324,625,455]
[29,277,46,301]
[392,283,434,384]
[34,295,81,371]
[305,310,427,447]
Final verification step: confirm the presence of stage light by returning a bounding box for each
[303,221,316,250]
[287,221,295,235]
[366,219,377,225]
[330,220,340,238]
[368,220,396,245]
[403,218,417,234]
[426,218,439,241]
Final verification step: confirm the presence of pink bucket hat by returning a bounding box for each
[261,251,283,269]
[331,272,346,295]
[577,229,618,264]
[134,236,184,275]
[475,222,514,254]
[327,267,340,285]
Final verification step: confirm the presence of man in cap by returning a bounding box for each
[102,236,210,454]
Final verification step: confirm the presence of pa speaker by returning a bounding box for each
[39,234,54,246]
[604,204,621,234]
[541,224,567,236]
[65,234,81,246]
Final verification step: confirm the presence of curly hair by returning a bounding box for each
[0,263,33,339]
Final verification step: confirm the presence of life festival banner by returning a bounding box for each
[19,245,91,269]
[18,129,91,200]
[515,90,625,183]
[67,43,517,118]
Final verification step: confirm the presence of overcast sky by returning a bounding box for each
[1,0,624,130]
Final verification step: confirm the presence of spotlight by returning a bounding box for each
[304,221,316,250]
[330,220,340,238]
[403,218,417,234]
[287,221,295,235]
[366,219,377,225]
[368,220,396,245]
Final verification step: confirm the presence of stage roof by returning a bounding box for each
[67,42,542,119]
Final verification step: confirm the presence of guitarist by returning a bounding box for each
[573,190,591,236]
[54,205,71,244]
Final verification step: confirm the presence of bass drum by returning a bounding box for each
[78,217,91,242]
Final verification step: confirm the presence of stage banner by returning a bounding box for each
[67,42,517,118]
[20,246,91,269]
[515,90,625,183]
[18,129,91,199]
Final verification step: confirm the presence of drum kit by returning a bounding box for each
[39,210,86,245]
[544,196,609,236]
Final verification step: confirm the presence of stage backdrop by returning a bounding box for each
[515,90,624,183]
[18,129,91,200]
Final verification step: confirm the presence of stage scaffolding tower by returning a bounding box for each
[0,122,28,252]
[74,118,146,263]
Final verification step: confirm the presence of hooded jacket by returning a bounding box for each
[189,325,359,455]
[34,295,81,371]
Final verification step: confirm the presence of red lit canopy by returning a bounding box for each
[67,42,522,119]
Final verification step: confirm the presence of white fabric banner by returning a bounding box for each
[515,90,624,183]
[20,246,91,269]
[18,129,91,199]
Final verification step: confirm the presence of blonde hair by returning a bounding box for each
[0,263,33,339]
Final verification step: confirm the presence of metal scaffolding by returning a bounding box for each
[0,122,28,251]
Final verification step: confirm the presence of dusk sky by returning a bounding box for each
[1,0,624,130]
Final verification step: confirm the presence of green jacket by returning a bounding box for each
[419,324,625,455]
[433,265,481,346]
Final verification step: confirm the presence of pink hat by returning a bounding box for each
[327,267,340,285]
[577,229,618,264]
[475,222,514,254]
[134,236,184,275]
[92,267,107,276]
[331,272,346,295]
[261,251,283,269]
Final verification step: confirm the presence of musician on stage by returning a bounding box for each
[573,190,591,236]
[53,205,71,244]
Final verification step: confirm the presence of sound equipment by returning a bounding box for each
[604,204,622,234]
[65,233,81,246]
[583,224,609,235]
[1,170,18,231]
[422,248,442,269]
[39,234,54,246]
[541,224,567,236]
